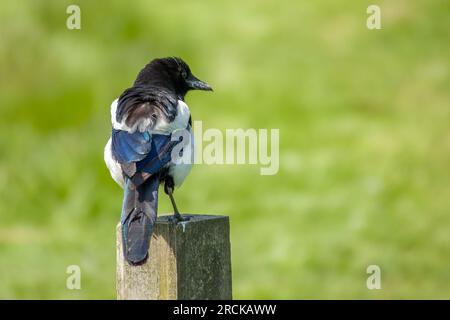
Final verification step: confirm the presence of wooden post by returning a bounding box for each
[116,214,232,300]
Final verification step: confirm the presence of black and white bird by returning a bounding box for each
[104,57,212,265]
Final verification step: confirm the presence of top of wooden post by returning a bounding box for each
[117,214,232,300]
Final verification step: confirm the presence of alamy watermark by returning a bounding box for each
[171,121,280,175]
[366,265,381,290]
[67,4,382,31]
[367,5,381,30]
[66,5,81,30]
[66,265,81,290]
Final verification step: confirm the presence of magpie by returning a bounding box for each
[104,57,212,265]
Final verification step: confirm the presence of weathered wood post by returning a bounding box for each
[116,214,232,300]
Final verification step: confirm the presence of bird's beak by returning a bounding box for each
[186,74,213,91]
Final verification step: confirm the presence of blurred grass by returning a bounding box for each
[0,0,449,299]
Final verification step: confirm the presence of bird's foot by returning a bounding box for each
[168,212,190,224]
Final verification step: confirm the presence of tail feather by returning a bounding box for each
[121,175,159,265]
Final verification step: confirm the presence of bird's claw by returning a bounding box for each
[168,213,190,224]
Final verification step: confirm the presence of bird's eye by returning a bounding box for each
[181,69,187,78]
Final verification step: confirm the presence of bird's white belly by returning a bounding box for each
[153,99,191,134]
[104,138,125,188]
[168,129,194,187]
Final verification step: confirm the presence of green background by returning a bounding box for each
[0,0,449,299]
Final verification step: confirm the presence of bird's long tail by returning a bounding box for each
[121,175,159,265]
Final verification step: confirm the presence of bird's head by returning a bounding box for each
[134,57,212,98]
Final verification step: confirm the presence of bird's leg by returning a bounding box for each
[168,188,181,220]
[164,177,189,223]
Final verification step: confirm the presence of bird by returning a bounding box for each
[104,57,212,265]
